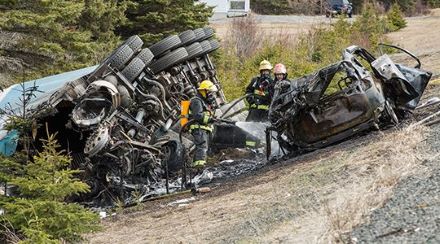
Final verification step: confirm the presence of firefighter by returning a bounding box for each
[272,63,292,95]
[188,80,218,168]
[272,63,301,99]
[245,60,274,122]
[270,63,295,125]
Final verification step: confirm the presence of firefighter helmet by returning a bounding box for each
[259,60,273,71]
[273,63,287,74]
[198,80,218,92]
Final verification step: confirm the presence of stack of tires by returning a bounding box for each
[148,27,219,75]
[95,27,220,84]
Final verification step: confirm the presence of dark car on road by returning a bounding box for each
[326,0,353,18]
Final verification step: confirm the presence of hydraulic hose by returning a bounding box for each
[142,78,172,110]
[179,119,196,144]
[220,93,252,119]
[178,119,197,191]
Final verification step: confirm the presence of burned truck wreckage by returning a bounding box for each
[267,44,432,158]
[0,28,261,205]
[0,31,432,206]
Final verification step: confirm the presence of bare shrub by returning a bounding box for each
[1,222,22,243]
[288,1,321,15]
[413,0,430,16]
[224,14,264,60]
[270,27,300,49]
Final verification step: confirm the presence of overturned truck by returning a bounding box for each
[0,28,258,205]
[267,44,432,158]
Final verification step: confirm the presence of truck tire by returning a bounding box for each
[149,35,182,57]
[101,36,141,64]
[121,57,146,82]
[185,42,204,60]
[124,35,143,53]
[193,28,206,42]
[200,40,212,55]
[208,39,220,52]
[203,27,215,39]
[161,140,185,172]
[149,47,188,74]
[108,44,134,70]
[136,48,154,66]
[179,30,196,46]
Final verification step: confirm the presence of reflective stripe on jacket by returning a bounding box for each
[249,104,269,110]
[189,96,213,132]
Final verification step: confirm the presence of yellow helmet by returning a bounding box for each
[198,80,218,92]
[259,60,272,71]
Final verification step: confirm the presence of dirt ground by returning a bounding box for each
[87,10,440,244]
[210,14,335,41]
[387,9,440,77]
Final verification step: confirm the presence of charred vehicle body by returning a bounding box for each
[267,44,431,158]
[0,28,260,205]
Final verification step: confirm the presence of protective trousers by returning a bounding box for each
[191,128,210,167]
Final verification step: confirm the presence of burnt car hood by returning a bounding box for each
[345,45,432,112]
[371,54,431,111]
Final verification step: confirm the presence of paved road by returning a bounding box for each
[209,13,357,41]
[210,13,339,24]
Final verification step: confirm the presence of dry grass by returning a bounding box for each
[250,126,432,243]
[430,78,440,85]
[321,126,431,242]
[217,126,434,243]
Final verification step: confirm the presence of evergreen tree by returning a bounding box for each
[0,135,99,243]
[386,3,407,31]
[378,0,415,14]
[118,0,213,45]
[0,0,126,79]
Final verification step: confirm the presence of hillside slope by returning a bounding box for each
[87,11,440,243]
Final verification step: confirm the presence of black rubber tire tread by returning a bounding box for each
[136,48,154,65]
[200,40,212,54]
[149,47,188,74]
[185,42,204,60]
[193,28,206,42]
[179,30,196,46]
[121,57,146,82]
[203,27,215,39]
[149,35,182,57]
[124,35,143,53]
[108,45,134,70]
[207,39,220,52]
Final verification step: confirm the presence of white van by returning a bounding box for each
[197,0,250,17]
